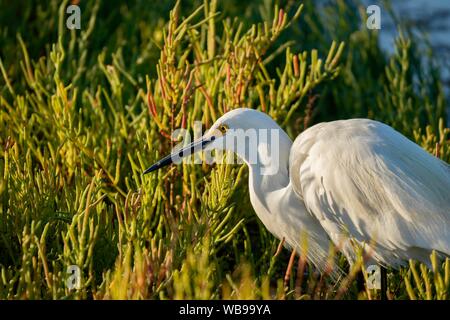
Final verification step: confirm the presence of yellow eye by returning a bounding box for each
[219,124,229,134]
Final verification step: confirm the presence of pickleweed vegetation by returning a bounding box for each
[0,0,448,300]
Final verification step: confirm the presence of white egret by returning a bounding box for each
[144,108,450,295]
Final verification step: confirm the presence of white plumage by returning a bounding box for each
[290,119,450,269]
[145,108,450,279]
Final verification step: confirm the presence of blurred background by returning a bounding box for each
[370,0,450,120]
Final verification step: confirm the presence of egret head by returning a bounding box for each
[143,108,292,175]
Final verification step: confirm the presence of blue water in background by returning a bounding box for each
[378,1,450,79]
[361,0,450,123]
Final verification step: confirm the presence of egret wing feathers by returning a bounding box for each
[290,119,450,267]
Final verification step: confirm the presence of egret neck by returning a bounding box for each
[233,124,293,238]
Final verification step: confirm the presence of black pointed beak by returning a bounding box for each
[143,154,173,174]
[143,135,216,175]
